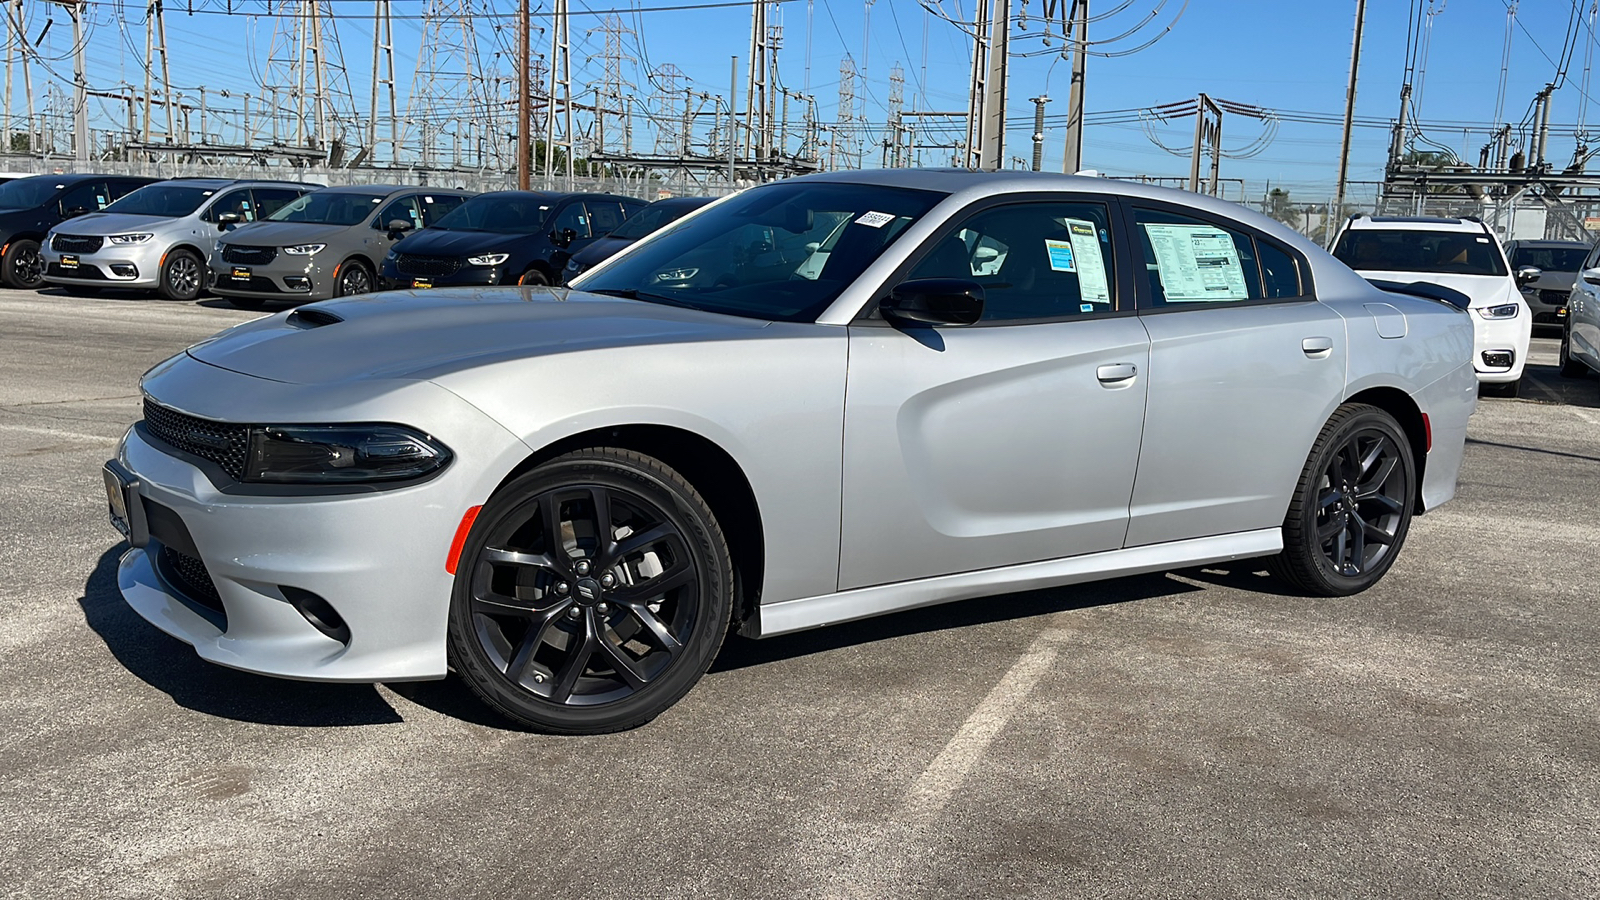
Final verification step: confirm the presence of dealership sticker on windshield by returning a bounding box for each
[854,211,895,228]
[1045,239,1076,272]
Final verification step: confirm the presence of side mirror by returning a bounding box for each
[551,227,577,249]
[386,219,414,237]
[217,212,242,231]
[880,278,984,326]
[1515,265,1542,287]
[1582,267,1600,286]
[63,206,91,219]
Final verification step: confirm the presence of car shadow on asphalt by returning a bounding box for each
[79,545,405,727]
[1524,364,1599,409]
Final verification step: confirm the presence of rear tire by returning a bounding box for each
[1269,404,1415,597]
[2,238,45,289]
[1559,328,1588,378]
[447,447,734,734]
[157,249,204,301]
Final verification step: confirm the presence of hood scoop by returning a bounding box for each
[287,307,344,329]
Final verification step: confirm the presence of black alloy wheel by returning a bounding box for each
[1271,404,1415,596]
[158,249,203,301]
[447,448,733,733]
[519,267,549,287]
[2,238,44,289]
[335,261,373,297]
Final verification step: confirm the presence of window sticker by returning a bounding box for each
[424,196,435,203]
[1080,303,1095,312]
[1064,218,1112,303]
[854,210,895,228]
[1141,222,1248,302]
[1044,239,1076,272]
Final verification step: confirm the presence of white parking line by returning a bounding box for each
[0,423,117,443]
[904,635,1062,816]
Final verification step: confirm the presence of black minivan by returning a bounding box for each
[377,191,645,290]
[0,174,156,289]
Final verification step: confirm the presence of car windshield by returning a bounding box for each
[573,182,942,322]
[1511,245,1589,272]
[1333,229,1508,277]
[432,194,552,234]
[609,201,705,240]
[0,176,62,209]
[268,191,386,226]
[103,184,214,218]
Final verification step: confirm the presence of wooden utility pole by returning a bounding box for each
[1063,0,1087,173]
[1334,0,1367,217]
[516,0,529,188]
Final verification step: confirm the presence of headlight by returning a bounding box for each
[655,266,699,282]
[1475,303,1521,319]
[215,241,226,254]
[282,243,326,256]
[108,233,154,244]
[244,424,452,484]
[385,249,398,260]
[467,252,509,266]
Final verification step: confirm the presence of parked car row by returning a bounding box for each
[0,172,713,305]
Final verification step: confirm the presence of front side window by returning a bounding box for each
[57,181,109,216]
[549,203,591,240]
[575,181,942,322]
[375,196,422,231]
[1332,229,1508,277]
[204,189,255,223]
[906,200,1118,321]
[585,200,627,236]
[0,176,64,210]
[1134,208,1264,306]
[271,191,387,226]
[1510,245,1589,273]
[102,184,215,218]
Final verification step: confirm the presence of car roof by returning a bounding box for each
[1505,239,1591,248]
[146,177,316,189]
[1342,214,1486,233]
[314,183,472,196]
[649,196,715,209]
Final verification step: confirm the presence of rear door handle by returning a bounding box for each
[1096,363,1138,384]
[1302,336,1334,358]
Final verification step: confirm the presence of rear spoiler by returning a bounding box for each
[1364,278,1472,311]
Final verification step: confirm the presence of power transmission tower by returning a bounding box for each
[745,1,770,165]
[143,0,176,146]
[587,14,636,160]
[650,64,687,156]
[1188,93,1222,195]
[886,62,904,167]
[4,0,36,153]
[834,56,858,170]
[543,0,573,182]
[369,0,398,165]
[259,1,359,162]
[405,0,492,168]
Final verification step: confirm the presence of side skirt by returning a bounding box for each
[756,528,1283,637]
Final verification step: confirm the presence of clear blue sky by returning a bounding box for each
[12,0,1599,202]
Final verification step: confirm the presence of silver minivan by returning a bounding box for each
[40,178,313,300]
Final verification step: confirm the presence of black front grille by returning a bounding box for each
[142,398,251,480]
[156,544,227,626]
[1540,289,1569,307]
[47,262,106,279]
[397,254,462,277]
[222,245,278,265]
[216,275,283,294]
[51,233,104,253]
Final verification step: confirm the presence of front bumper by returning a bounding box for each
[41,240,166,289]
[377,260,509,291]
[1471,308,1533,383]
[110,357,533,682]
[207,252,332,301]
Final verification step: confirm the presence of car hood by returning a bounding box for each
[395,229,529,256]
[55,211,178,235]
[222,221,349,246]
[1350,270,1518,308]
[186,286,772,384]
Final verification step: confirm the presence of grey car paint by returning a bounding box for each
[1567,243,1600,374]
[209,186,473,302]
[1504,239,1589,322]
[109,170,1476,683]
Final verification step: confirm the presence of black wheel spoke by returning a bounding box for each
[472,590,541,617]
[588,487,614,550]
[620,600,685,652]
[538,490,570,564]
[1368,493,1405,515]
[595,633,650,689]
[1357,456,1398,498]
[484,547,560,571]
[1319,488,1342,510]
[1360,516,1395,546]
[1346,514,1367,570]
[609,562,695,604]
[505,605,568,683]
[1357,436,1386,476]
[550,614,599,703]
[1317,514,1345,541]
[604,522,677,566]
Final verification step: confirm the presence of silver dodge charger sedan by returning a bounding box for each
[104,171,1477,734]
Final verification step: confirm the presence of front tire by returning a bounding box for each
[518,267,549,287]
[1480,378,1521,398]
[227,294,268,310]
[157,249,204,301]
[1269,404,1416,597]
[447,448,734,734]
[1559,328,1588,378]
[2,238,45,289]
[334,260,374,296]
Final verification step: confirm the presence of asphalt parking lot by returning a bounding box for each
[1,290,1597,899]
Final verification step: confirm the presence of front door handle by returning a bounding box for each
[1096,363,1138,384]
[1302,336,1334,359]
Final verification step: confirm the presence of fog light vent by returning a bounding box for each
[283,276,311,291]
[109,264,137,278]
[281,586,351,645]
[1481,350,1514,368]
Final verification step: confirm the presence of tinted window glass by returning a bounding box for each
[57,181,109,215]
[1258,239,1302,298]
[1332,229,1508,276]
[0,176,62,209]
[908,201,1117,321]
[434,193,554,234]
[1510,245,1589,272]
[103,184,214,217]
[610,201,702,239]
[586,200,626,235]
[252,188,303,219]
[1133,208,1262,305]
[271,191,387,226]
[577,181,942,322]
[549,203,591,239]
[375,195,422,230]
[418,193,466,226]
[109,179,148,200]
[204,189,255,223]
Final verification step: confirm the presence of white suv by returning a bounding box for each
[1332,215,1534,397]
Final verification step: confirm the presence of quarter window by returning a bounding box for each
[1257,238,1303,298]
[1132,208,1265,306]
[906,201,1117,321]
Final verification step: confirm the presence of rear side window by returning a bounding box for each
[1132,207,1263,305]
[1332,229,1508,277]
[418,194,466,226]
[586,200,626,236]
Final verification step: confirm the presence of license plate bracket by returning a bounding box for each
[231,266,252,280]
[61,254,79,268]
[103,460,149,547]
[412,278,433,289]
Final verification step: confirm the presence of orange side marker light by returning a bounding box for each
[445,505,483,575]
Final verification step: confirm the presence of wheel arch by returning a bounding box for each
[1344,385,1429,514]
[494,424,766,631]
[163,242,209,265]
[520,259,555,284]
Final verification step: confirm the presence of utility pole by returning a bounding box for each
[370,0,396,164]
[43,0,88,161]
[1030,95,1047,171]
[516,0,529,187]
[1063,0,1087,173]
[1188,93,1222,195]
[964,0,989,168]
[1334,0,1367,216]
